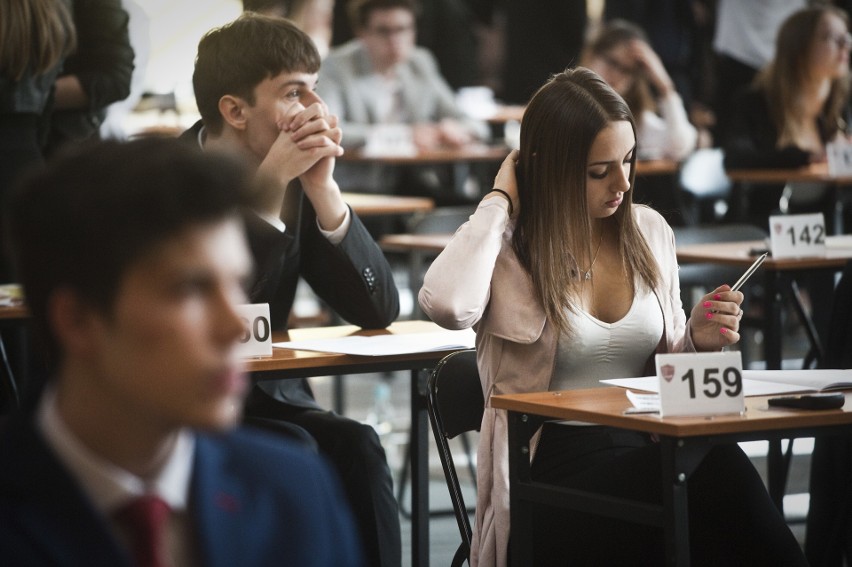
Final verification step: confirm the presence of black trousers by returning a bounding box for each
[244,389,402,567]
[529,423,807,566]
[806,435,852,567]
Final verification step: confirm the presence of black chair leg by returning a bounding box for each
[395,432,477,519]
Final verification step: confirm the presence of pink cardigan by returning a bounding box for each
[419,199,696,567]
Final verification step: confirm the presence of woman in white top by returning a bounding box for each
[419,67,806,567]
[582,19,698,162]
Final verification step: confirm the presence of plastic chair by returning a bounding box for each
[427,349,482,567]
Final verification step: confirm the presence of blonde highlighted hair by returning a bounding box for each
[0,0,76,82]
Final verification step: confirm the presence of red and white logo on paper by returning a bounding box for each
[660,364,675,382]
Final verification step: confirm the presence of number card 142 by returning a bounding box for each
[655,351,744,418]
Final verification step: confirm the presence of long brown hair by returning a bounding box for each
[0,0,76,81]
[512,67,661,337]
[755,6,851,146]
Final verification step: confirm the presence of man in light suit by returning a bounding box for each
[317,0,489,195]
[0,138,364,567]
[184,14,402,567]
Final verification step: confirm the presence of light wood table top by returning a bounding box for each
[487,104,525,124]
[342,192,434,217]
[244,319,464,375]
[635,159,680,176]
[379,232,453,255]
[676,239,852,270]
[491,386,852,438]
[340,144,509,165]
[0,305,28,320]
[726,162,852,184]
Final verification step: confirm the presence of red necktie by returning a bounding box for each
[114,494,171,567]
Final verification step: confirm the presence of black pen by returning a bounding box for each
[731,252,768,292]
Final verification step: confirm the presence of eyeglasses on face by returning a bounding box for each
[821,31,852,50]
[368,23,414,39]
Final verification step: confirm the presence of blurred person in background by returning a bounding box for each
[723,5,851,224]
[242,0,334,58]
[582,19,697,162]
[712,0,805,144]
[317,0,488,198]
[0,0,76,280]
[44,0,134,156]
[582,19,698,225]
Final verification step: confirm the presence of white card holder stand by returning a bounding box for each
[656,351,745,418]
[234,303,273,358]
[768,213,827,259]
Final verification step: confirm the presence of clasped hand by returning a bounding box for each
[259,101,343,188]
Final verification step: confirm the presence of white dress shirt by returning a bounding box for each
[37,387,198,567]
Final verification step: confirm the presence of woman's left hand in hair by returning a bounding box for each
[689,284,744,350]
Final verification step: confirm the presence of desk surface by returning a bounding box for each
[726,162,852,184]
[0,305,27,320]
[635,159,680,176]
[487,104,525,124]
[491,386,852,438]
[379,232,453,254]
[676,239,852,270]
[340,144,509,165]
[342,192,434,217]
[244,319,462,374]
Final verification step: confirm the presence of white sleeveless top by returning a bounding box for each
[551,290,664,391]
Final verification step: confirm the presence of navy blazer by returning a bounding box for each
[0,414,365,566]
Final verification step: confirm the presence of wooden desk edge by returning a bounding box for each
[491,388,852,438]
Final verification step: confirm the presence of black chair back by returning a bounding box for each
[427,349,482,567]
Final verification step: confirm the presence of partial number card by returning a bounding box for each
[769,213,826,259]
[235,303,273,358]
[656,351,744,417]
[827,139,852,176]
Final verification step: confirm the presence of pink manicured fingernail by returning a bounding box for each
[720,328,728,334]
[703,301,712,308]
[705,312,713,320]
[713,294,722,300]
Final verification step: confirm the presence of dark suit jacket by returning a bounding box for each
[722,86,813,170]
[0,414,365,566]
[180,122,400,408]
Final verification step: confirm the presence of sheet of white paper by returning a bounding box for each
[273,328,475,356]
[625,389,660,413]
[602,370,852,397]
[743,369,852,391]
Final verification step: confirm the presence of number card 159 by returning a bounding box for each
[655,351,744,417]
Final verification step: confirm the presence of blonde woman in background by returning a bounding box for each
[0,0,76,280]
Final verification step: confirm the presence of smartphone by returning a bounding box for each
[768,393,845,410]
[731,252,768,292]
